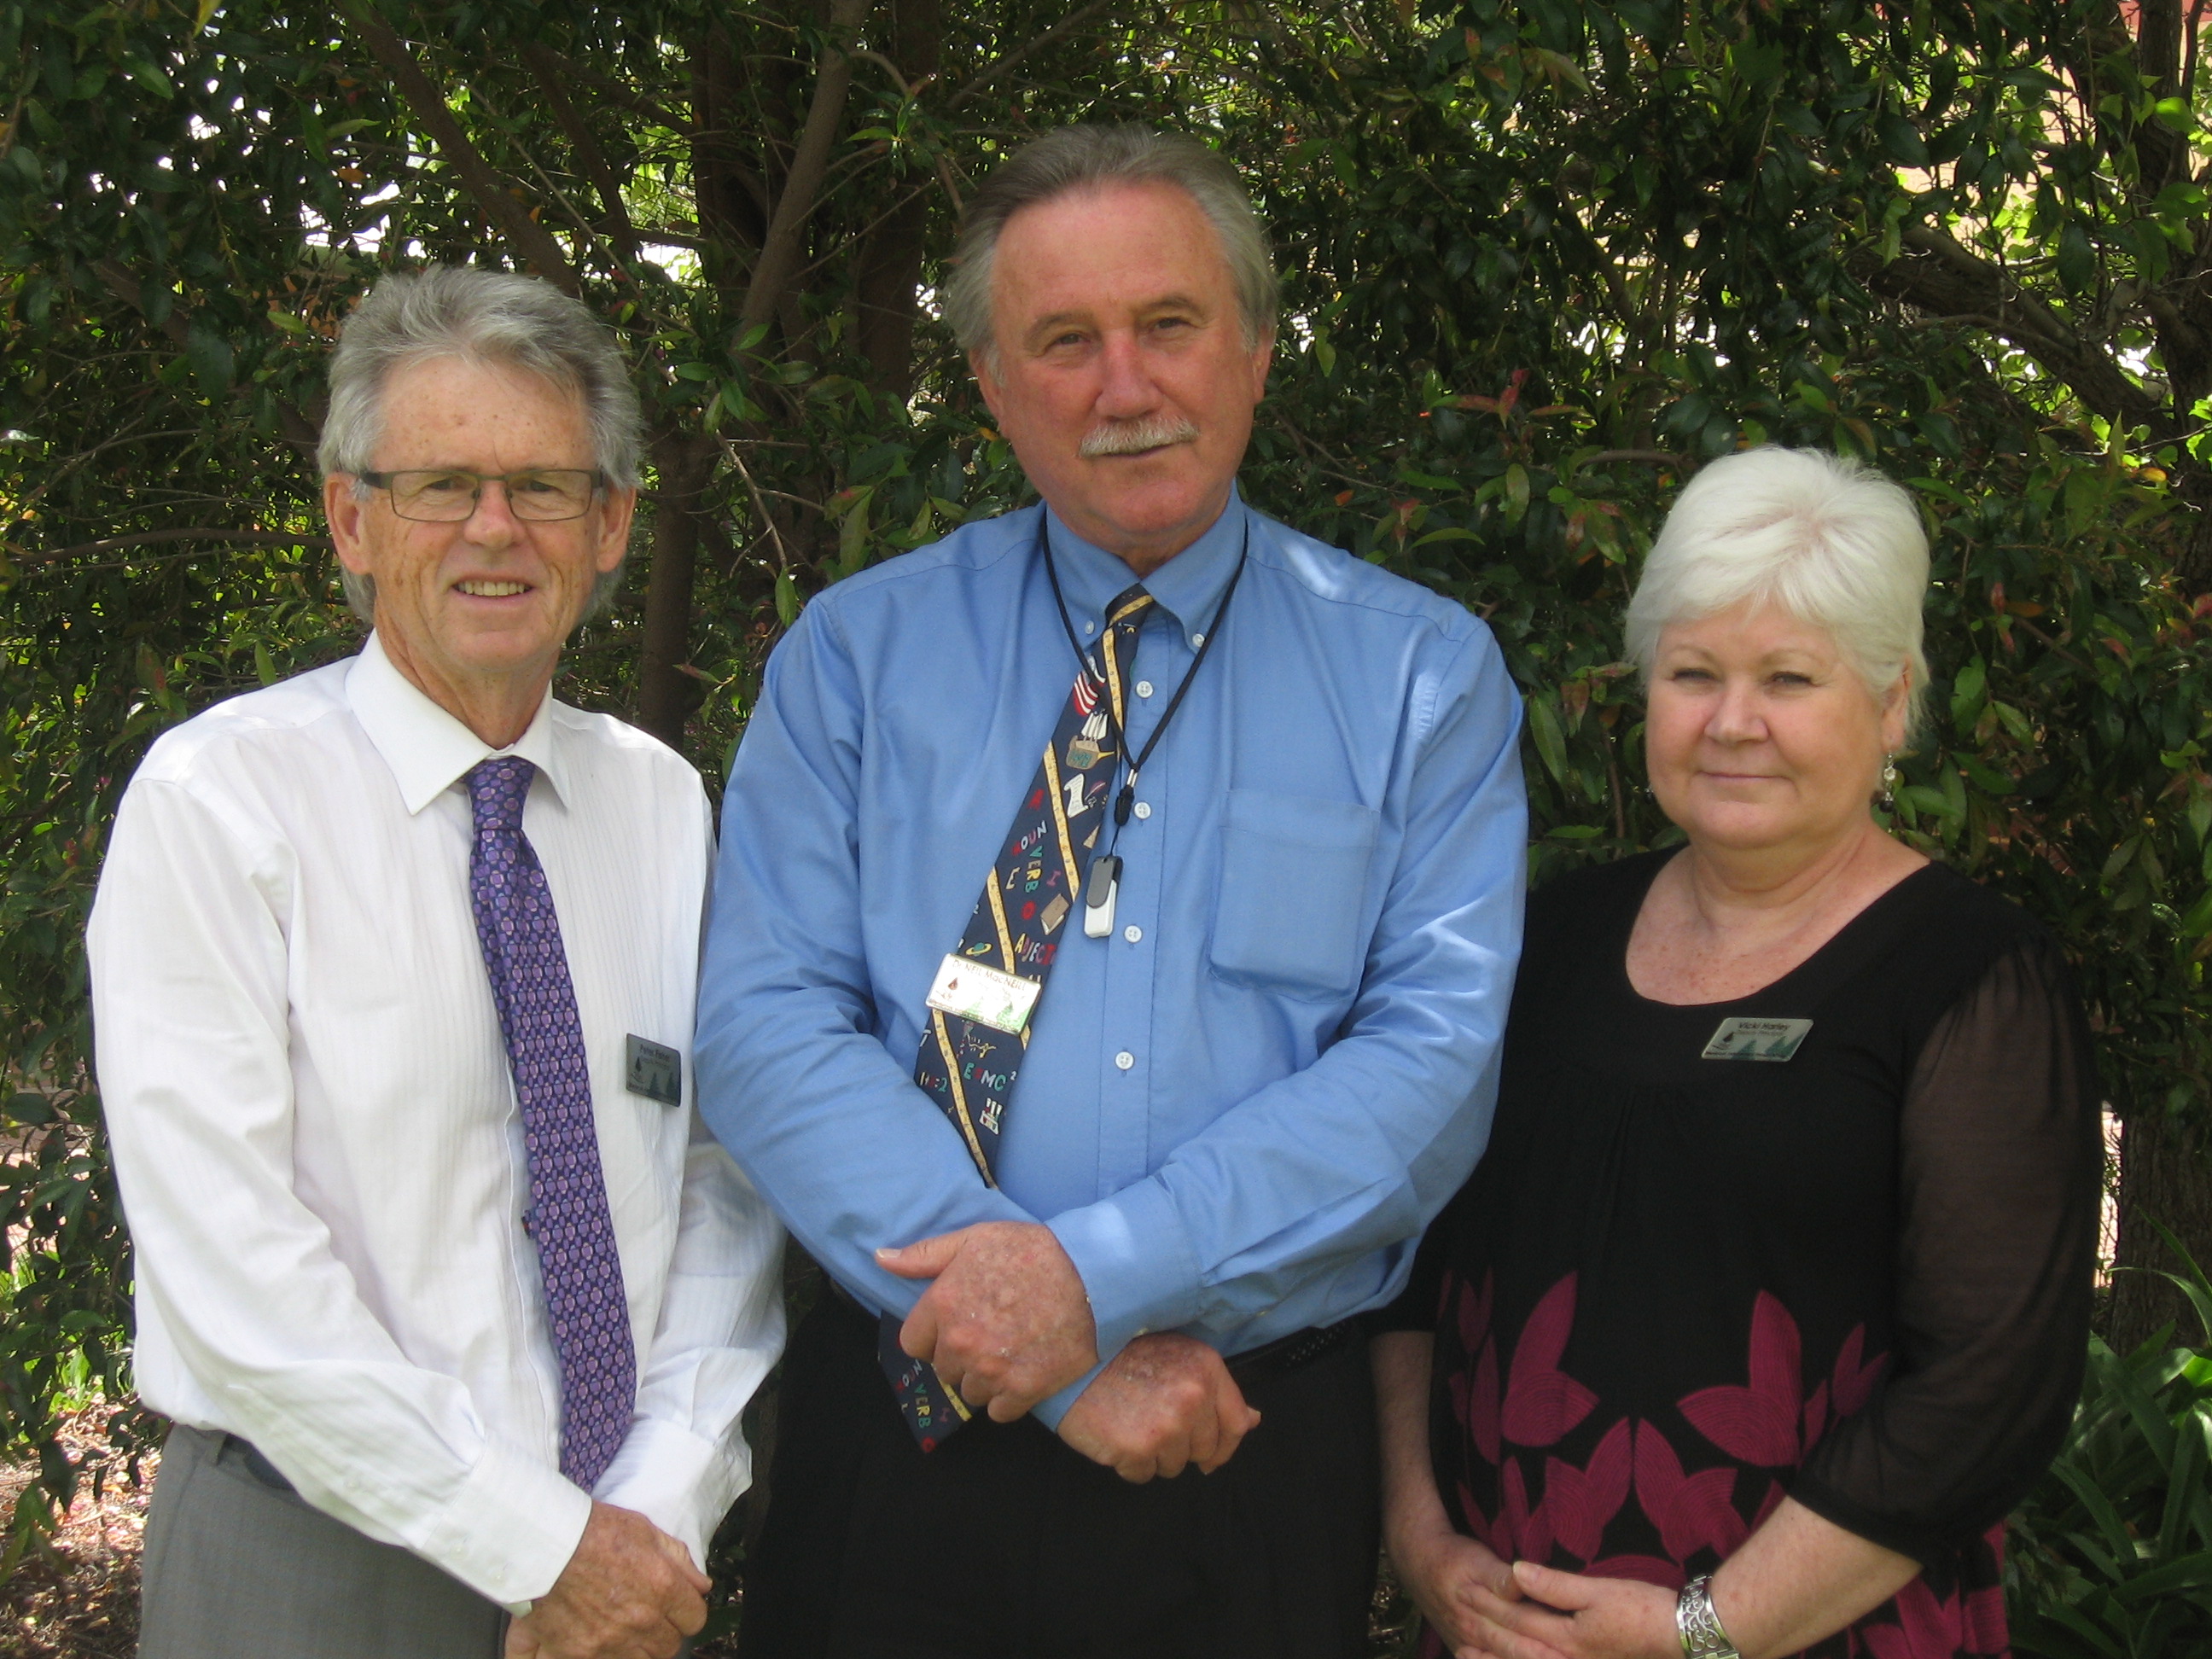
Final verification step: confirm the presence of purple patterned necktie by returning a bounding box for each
[466,755,635,1490]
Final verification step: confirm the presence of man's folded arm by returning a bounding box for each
[1045,630,1528,1375]
[90,777,589,1610]
[694,600,1043,1314]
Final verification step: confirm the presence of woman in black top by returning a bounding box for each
[1373,447,2101,1659]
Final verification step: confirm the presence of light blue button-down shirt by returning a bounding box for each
[696,492,1526,1423]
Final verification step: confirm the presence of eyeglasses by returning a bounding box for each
[359,469,605,523]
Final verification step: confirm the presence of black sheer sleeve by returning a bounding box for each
[1790,933,2101,1564]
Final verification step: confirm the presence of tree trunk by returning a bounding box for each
[736,0,876,344]
[2104,1109,2212,1354]
[636,434,717,751]
[2170,464,2212,593]
[854,0,940,399]
[691,22,771,323]
[855,192,930,400]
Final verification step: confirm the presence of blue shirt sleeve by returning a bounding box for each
[694,598,1040,1318]
[1044,627,1527,1359]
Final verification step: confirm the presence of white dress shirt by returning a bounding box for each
[89,632,785,1609]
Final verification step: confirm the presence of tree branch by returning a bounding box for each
[1856,220,2163,428]
[519,42,642,262]
[2186,0,2209,105]
[91,259,189,350]
[2133,0,2192,196]
[26,527,333,565]
[738,0,876,341]
[1585,449,1691,468]
[533,48,693,137]
[338,2,580,293]
[90,260,322,452]
[951,0,1119,108]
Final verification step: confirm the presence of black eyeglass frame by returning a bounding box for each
[356,468,609,524]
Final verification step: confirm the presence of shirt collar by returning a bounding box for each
[345,632,570,816]
[1041,485,1248,638]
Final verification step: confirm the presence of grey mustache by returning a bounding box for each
[1079,416,1201,458]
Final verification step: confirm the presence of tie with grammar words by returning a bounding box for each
[879,582,1155,1448]
[467,756,637,1489]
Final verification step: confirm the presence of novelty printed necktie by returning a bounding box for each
[467,756,637,1489]
[879,583,1155,1448]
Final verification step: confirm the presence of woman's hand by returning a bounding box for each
[1456,1562,1675,1659]
[1386,1511,1521,1657]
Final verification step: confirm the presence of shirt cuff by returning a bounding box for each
[595,1415,751,1572]
[1047,1179,1202,1360]
[413,1439,593,1613]
[1032,1359,1109,1432]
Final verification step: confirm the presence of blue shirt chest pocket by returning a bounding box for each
[1208,789,1382,998]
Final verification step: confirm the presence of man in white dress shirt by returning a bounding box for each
[89,266,784,1659]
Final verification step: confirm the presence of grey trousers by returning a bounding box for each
[140,1423,507,1659]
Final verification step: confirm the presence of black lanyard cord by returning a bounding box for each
[1039,512,1249,834]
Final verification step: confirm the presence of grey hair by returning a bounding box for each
[318,265,642,625]
[943,124,1279,361]
[1625,446,1931,736]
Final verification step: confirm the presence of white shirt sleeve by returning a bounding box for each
[592,1121,784,1568]
[593,782,787,1570]
[91,775,591,1610]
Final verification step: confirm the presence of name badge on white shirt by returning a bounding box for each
[925,953,1040,1035]
[1701,1017,1813,1062]
[626,1035,682,1104]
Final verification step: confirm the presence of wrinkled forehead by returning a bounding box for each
[992,180,1231,300]
[372,355,595,457]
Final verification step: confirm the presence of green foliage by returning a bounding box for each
[2008,1236,2212,1657]
[3,0,2209,1604]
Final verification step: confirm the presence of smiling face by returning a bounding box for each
[971,179,1272,573]
[324,356,634,740]
[1645,601,1911,857]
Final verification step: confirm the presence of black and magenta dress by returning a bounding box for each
[1398,853,2101,1658]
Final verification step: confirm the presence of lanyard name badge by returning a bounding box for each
[1041,515,1248,939]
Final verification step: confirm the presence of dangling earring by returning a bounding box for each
[1877,754,1900,811]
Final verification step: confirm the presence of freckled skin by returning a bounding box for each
[324,357,635,747]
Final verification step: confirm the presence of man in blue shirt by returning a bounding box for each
[698,124,1527,1657]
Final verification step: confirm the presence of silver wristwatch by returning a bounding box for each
[1676,1575,1743,1659]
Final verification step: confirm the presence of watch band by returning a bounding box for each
[1676,1575,1743,1659]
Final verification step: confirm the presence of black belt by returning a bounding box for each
[830,1279,1359,1392]
[218,1431,296,1492]
[1225,1318,1363,1388]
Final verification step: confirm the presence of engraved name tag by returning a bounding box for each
[625,1034,683,1104]
[1701,1017,1813,1062]
[925,954,1040,1036]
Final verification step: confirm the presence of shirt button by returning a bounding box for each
[1190,632,1206,648]
[1135,679,1155,698]
[1132,800,1152,820]
[1115,1051,1135,1070]
[1123,924,1143,943]
[1083,620,1097,635]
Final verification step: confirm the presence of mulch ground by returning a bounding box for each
[0,1410,153,1657]
[0,1411,1418,1657]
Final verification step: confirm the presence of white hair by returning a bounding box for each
[943,124,1278,363]
[319,266,640,625]
[1625,446,1930,735]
